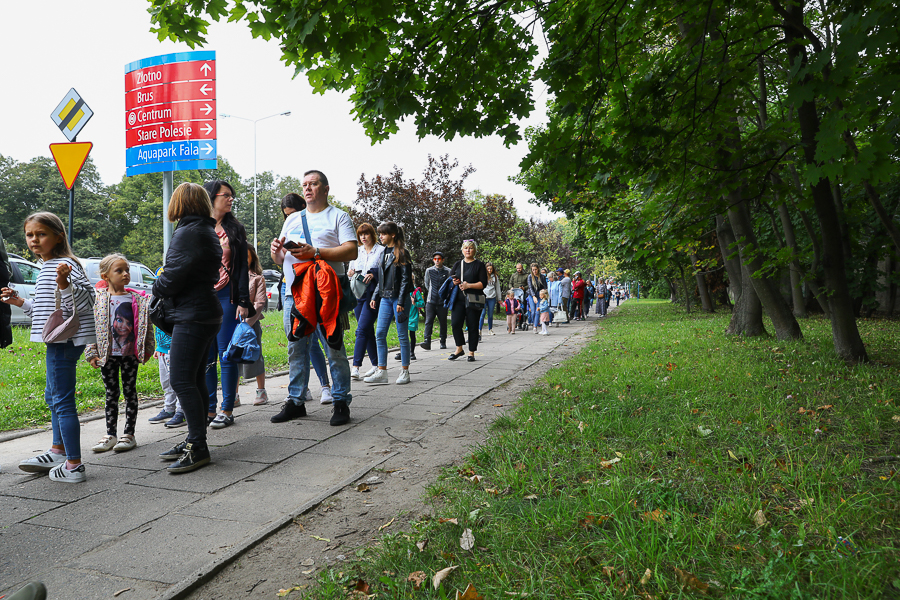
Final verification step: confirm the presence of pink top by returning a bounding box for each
[214,228,231,292]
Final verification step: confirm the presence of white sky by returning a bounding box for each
[0,1,555,219]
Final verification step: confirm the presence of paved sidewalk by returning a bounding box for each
[0,317,595,599]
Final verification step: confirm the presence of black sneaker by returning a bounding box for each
[439,342,447,349]
[167,443,211,473]
[330,401,350,426]
[148,409,174,424]
[159,440,188,461]
[420,341,431,351]
[394,352,402,361]
[271,401,307,423]
[410,353,417,361]
[206,414,216,426]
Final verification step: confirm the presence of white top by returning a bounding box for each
[483,273,500,299]
[280,205,356,288]
[351,243,385,275]
[22,257,97,346]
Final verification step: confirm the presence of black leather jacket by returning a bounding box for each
[152,216,224,324]
[373,248,411,308]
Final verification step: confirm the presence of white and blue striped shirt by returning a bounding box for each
[22,257,96,346]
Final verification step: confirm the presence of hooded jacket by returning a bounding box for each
[289,258,343,348]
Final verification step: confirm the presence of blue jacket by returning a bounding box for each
[439,275,458,309]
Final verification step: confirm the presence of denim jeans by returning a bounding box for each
[283,293,351,405]
[45,341,85,460]
[375,297,410,367]
[353,297,378,367]
[478,298,497,331]
[206,288,240,413]
[527,296,541,327]
[169,321,218,446]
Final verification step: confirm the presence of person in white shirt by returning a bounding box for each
[270,171,358,426]
[347,222,384,380]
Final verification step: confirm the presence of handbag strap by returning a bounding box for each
[55,288,77,319]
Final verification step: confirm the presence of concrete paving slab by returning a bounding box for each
[14,566,169,600]
[0,495,63,528]
[28,484,202,536]
[69,513,259,584]
[176,480,322,525]
[85,435,191,471]
[380,403,457,421]
[1,463,155,502]
[250,452,376,489]
[0,522,112,585]
[402,394,469,407]
[130,459,268,495]
[211,436,315,464]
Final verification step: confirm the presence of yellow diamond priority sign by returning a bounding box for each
[51,88,94,142]
[49,142,93,190]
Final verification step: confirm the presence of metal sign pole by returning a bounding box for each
[162,171,174,255]
[68,135,76,248]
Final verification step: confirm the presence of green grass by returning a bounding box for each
[0,312,407,432]
[302,300,900,599]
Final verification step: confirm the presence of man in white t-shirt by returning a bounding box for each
[270,170,358,426]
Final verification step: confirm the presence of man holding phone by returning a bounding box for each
[270,171,358,425]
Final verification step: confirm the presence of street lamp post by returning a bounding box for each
[219,111,291,249]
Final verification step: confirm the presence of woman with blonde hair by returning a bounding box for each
[448,240,487,361]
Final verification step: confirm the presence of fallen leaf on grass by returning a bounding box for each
[456,583,485,600]
[892,415,900,423]
[641,509,668,524]
[728,450,738,461]
[601,566,616,578]
[579,514,610,528]
[354,579,370,594]
[600,457,621,468]
[752,510,768,527]
[408,571,427,590]
[379,517,395,531]
[439,518,459,525]
[639,568,652,585]
[673,567,709,594]
[433,565,459,590]
[817,404,833,411]
[468,475,483,484]
[310,535,330,542]
[697,425,712,437]
[417,539,428,552]
[578,421,586,433]
[460,528,475,551]
[524,494,538,500]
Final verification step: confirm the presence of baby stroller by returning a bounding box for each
[513,289,529,331]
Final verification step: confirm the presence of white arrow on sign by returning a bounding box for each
[201,143,214,155]
[200,84,211,95]
[202,123,214,135]
[200,63,212,75]
[201,104,213,115]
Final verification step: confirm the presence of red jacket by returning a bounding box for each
[289,259,343,346]
[572,279,586,299]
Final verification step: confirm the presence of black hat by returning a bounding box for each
[432,251,444,259]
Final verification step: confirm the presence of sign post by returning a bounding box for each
[50,89,94,247]
[124,51,217,254]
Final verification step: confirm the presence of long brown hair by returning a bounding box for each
[247,246,263,275]
[376,221,409,265]
[23,212,78,262]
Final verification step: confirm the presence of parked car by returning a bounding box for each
[78,257,158,294]
[7,255,40,326]
[263,269,282,312]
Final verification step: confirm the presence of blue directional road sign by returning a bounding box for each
[125,140,217,176]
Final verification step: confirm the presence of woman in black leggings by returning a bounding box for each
[448,240,487,362]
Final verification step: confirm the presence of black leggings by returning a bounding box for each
[169,321,219,447]
[451,298,481,352]
[101,355,140,436]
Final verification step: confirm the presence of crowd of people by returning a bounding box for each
[0,171,628,481]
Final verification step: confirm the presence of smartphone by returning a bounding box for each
[283,240,301,250]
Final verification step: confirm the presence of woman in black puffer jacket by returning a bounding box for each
[152,183,222,473]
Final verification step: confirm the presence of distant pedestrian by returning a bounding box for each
[149,326,185,428]
[596,279,608,317]
[2,212,97,482]
[508,263,528,308]
[400,281,426,361]
[240,246,269,406]
[560,269,572,323]
[547,271,560,325]
[479,262,500,337]
[448,240,487,361]
[571,272,586,320]
[421,251,451,350]
[85,254,155,454]
[153,183,222,473]
[538,289,551,335]
[527,263,546,332]
[348,222,384,380]
[366,221,413,385]
[583,279,595,319]
[503,290,521,334]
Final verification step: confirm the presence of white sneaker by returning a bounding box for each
[396,370,410,385]
[364,369,389,384]
[19,449,66,473]
[305,389,314,402]
[233,393,241,408]
[320,387,334,404]
[92,435,117,453]
[351,366,361,380]
[254,389,269,405]
[489,330,496,335]
[113,434,137,452]
[49,461,86,484]
[362,366,378,378]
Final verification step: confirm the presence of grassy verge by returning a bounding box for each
[0,312,408,432]
[302,300,900,599]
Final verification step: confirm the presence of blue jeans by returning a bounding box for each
[207,288,240,413]
[45,341,85,460]
[375,297,410,367]
[283,293,351,405]
[353,297,378,367]
[527,296,540,327]
[479,298,497,331]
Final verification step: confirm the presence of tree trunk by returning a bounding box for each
[716,214,743,307]
[726,190,803,341]
[692,254,715,312]
[776,198,808,318]
[678,264,693,313]
[887,252,897,317]
[666,277,677,303]
[726,262,766,337]
[783,1,867,363]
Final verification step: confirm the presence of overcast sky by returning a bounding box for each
[0,1,555,219]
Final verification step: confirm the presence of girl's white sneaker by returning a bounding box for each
[350,366,361,380]
[113,434,137,452]
[49,462,86,484]
[362,366,379,378]
[92,435,116,453]
[396,370,410,385]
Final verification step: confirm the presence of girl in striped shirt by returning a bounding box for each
[1,213,96,483]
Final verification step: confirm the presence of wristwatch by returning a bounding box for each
[313,247,321,260]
